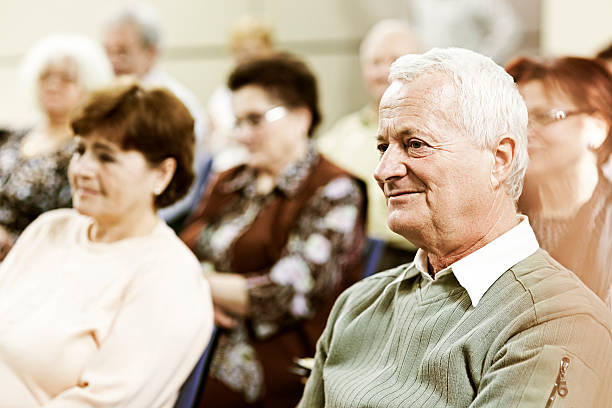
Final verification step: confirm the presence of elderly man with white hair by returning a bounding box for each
[317,19,421,271]
[299,48,612,407]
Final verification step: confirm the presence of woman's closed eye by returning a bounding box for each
[97,153,116,163]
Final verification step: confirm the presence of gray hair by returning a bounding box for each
[360,19,420,60]
[107,4,162,48]
[389,47,528,202]
[20,34,114,111]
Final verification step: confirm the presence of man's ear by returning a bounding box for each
[491,135,516,190]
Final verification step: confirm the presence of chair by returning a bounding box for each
[363,237,385,278]
[174,326,219,408]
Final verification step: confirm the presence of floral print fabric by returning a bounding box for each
[0,130,73,236]
[193,148,364,402]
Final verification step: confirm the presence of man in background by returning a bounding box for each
[317,19,421,272]
[103,4,210,227]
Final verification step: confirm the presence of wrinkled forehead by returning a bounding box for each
[377,74,463,141]
[380,75,458,118]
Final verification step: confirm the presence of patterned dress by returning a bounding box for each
[0,130,74,237]
[180,146,366,407]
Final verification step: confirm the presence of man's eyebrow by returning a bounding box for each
[376,127,419,144]
[376,134,387,144]
[397,128,417,138]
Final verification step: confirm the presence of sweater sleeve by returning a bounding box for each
[298,283,355,408]
[41,259,214,408]
[470,313,612,407]
[245,176,365,335]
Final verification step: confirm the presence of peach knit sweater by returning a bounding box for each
[0,209,213,408]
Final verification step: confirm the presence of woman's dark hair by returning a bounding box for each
[228,52,321,136]
[596,42,612,61]
[506,56,612,165]
[71,81,195,208]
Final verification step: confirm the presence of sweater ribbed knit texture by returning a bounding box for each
[299,249,612,407]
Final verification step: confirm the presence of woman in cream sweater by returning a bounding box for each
[0,81,213,408]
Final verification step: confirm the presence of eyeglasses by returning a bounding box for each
[233,106,288,129]
[39,70,78,85]
[528,108,594,127]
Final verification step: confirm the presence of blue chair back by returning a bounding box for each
[174,326,219,408]
[363,237,385,278]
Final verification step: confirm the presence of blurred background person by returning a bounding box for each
[506,56,612,303]
[0,81,213,407]
[102,4,210,228]
[596,41,612,180]
[0,33,113,260]
[404,0,522,63]
[180,53,366,407]
[317,19,420,272]
[206,15,277,172]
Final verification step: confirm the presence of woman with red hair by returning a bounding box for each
[506,56,612,305]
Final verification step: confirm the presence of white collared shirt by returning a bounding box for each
[413,216,540,306]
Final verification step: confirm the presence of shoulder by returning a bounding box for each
[25,209,86,235]
[0,128,27,148]
[127,223,211,309]
[509,249,612,332]
[327,110,365,130]
[317,109,371,151]
[332,264,411,313]
[321,108,371,137]
[149,222,202,274]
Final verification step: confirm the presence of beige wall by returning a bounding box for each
[542,0,612,57]
[1,0,543,133]
[0,0,389,131]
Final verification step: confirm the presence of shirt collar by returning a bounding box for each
[413,216,540,307]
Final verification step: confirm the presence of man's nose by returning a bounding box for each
[374,144,407,184]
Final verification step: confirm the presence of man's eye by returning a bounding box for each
[377,143,389,153]
[408,139,424,149]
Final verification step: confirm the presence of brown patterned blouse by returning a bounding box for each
[180,147,366,407]
[0,130,73,236]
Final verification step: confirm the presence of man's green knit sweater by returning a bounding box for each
[299,249,612,407]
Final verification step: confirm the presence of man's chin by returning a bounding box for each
[388,214,417,233]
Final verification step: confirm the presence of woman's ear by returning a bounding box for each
[293,106,312,136]
[153,157,177,196]
[583,115,609,150]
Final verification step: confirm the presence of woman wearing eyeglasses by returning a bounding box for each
[506,57,612,304]
[0,34,113,260]
[179,53,366,407]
